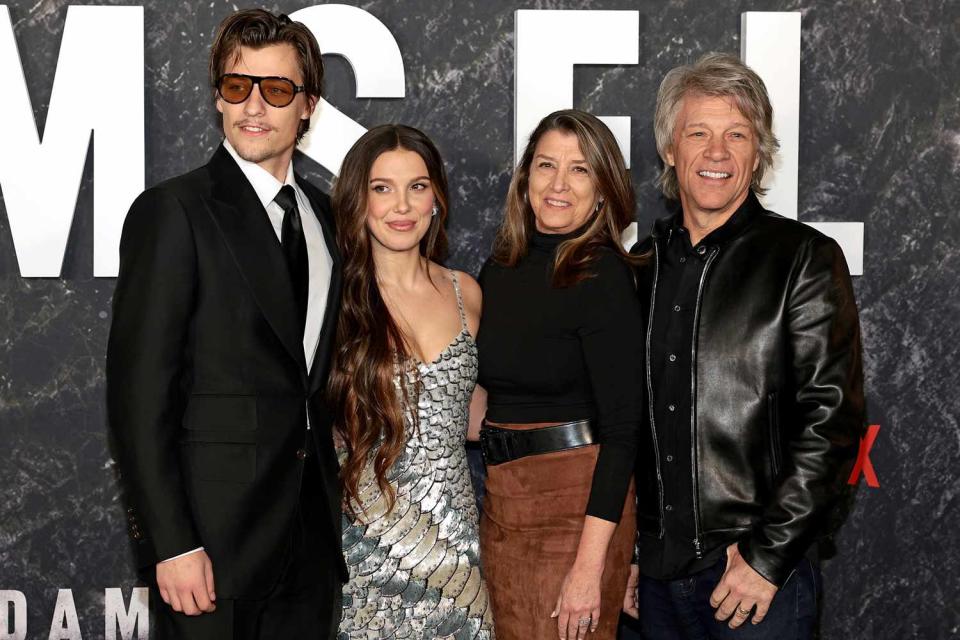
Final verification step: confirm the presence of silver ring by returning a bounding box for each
[578,617,591,626]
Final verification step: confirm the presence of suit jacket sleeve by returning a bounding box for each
[107,186,201,567]
[739,234,866,586]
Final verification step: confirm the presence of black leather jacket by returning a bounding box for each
[631,194,865,586]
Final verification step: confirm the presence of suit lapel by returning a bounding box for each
[204,145,308,376]
[299,177,342,397]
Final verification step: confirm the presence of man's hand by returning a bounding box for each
[622,564,639,619]
[709,543,777,628]
[156,550,216,615]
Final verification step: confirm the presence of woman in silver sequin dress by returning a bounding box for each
[328,125,494,639]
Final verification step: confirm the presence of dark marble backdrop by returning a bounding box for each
[1,1,958,638]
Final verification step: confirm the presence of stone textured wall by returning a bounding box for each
[1,1,957,637]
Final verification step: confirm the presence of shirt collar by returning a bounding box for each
[222,139,298,209]
[664,190,762,248]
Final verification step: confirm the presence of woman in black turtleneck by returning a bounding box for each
[476,110,645,640]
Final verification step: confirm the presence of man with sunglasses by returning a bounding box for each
[107,9,345,639]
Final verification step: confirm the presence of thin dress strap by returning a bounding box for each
[448,270,468,332]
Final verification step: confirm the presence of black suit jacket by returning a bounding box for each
[106,144,347,599]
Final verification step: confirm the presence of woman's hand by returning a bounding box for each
[552,515,618,638]
[551,561,603,639]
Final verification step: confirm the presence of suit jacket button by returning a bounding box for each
[296,448,308,460]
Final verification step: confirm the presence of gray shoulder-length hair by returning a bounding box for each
[654,52,779,200]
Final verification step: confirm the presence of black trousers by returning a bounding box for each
[149,446,342,639]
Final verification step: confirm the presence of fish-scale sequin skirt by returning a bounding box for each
[338,330,494,639]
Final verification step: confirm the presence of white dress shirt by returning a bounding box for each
[224,140,332,372]
[162,142,333,564]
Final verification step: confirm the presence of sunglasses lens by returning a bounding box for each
[259,78,296,107]
[219,75,253,104]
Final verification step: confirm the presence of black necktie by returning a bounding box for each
[274,185,308,333]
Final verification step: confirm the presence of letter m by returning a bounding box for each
[105,588,148,640]
[0,5,143,277]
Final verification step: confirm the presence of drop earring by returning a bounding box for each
[431,203,440,217]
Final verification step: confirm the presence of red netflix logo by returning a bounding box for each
[848,424,880,487]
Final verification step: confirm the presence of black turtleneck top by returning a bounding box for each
[477,230,644,522]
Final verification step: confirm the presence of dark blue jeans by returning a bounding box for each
[623,555,820,640]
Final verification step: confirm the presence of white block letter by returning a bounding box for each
[291,4,405,175]
[0,590,26,640]
[48,589,80,640]
[0,5,144,277]
[104,588,147,640]
[515,10,638,166]
[742,12,864,274]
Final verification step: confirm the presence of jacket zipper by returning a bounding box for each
[690,246,719,558]
[646,240,666,538]
[768,392,782,479]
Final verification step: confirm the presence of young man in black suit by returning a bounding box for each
[107,10,345,639]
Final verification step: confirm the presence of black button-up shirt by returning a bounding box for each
[637,196,757,580]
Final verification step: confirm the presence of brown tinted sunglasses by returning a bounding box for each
[216,73,305,108]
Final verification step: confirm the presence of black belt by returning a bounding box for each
[480,419,596,466]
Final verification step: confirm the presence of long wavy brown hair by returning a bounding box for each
[492,109,641,287]
[328,124,449,517]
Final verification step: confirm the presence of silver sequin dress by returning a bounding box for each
[338,272,495,640]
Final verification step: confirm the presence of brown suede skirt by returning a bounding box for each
[480,422,636,640]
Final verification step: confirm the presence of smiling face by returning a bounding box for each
[216,43,315,182]
[365,149,436,255]
[666,93,760,222]
[527,129,601,234]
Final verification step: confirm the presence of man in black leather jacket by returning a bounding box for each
[622,53,864,639]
